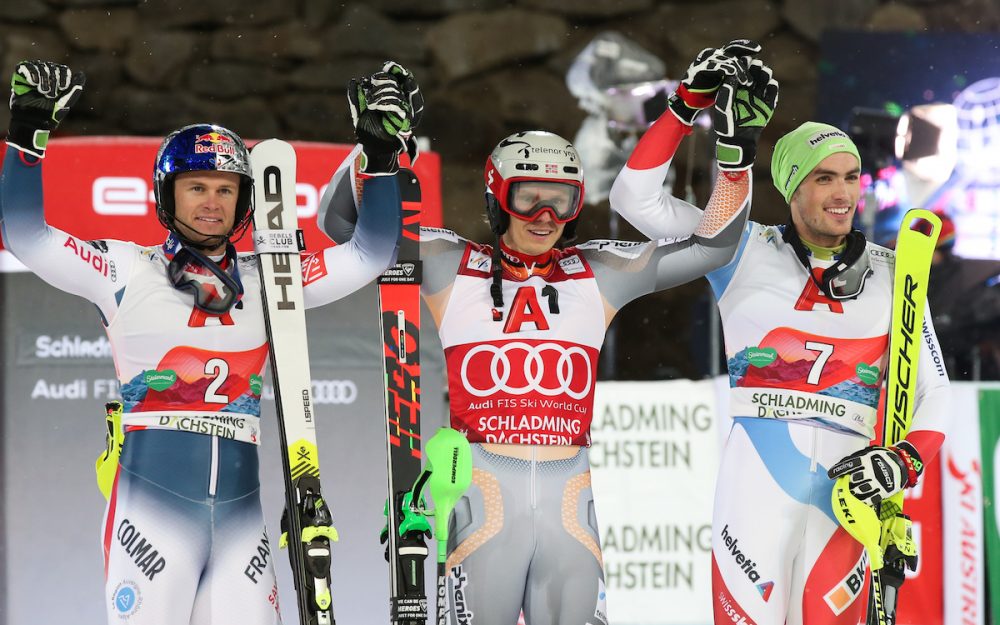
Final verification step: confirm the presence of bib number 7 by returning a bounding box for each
[804,341,833,386]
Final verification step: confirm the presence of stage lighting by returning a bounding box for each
[848,107,907,171]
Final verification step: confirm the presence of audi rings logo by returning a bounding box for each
[263,380,357,405]
[460,342,593,400]
[312,380,358,405]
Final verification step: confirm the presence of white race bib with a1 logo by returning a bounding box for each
[440,243,606,446]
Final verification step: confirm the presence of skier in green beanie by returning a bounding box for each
[611,111,950,625]
[771,121,863,251]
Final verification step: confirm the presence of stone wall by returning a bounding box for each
[2,0,997,377]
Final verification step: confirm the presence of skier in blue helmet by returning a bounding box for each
[0,60,408,624]
[153,123,257,250]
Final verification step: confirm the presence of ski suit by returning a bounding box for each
[0,146,401,625]
[609,114,951,625]
[320,143,753,625]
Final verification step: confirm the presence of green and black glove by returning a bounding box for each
[383,61,423,157]
[348,61,421,176]
[8,60,85,158]
[667,39,760,126]
[713,59,778,171]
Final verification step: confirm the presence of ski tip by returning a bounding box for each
[900,209,942,245]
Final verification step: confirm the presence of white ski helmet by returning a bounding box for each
[484,131,586,242]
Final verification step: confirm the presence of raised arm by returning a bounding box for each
[609,40,762,239]
[1,62,134,323]
[302,171,402,308]
[607,111,703,238]
[584,165,751,320]
[312,61,471,322]
[303,62,426,308]
[591,57,779,317]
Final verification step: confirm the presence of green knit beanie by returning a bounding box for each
[771,122,861,204]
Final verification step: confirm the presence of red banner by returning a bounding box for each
[872,392,944,625]
[0,137,442,252]
[897,457,943,625]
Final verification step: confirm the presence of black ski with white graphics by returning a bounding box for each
[251,139,338,625]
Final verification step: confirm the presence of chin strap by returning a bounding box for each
[168,214,229,251]
[490,236,504,322]
[167,211,252,252]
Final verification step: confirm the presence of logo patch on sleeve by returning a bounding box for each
[558,255,585,275]
[301,252,328,286]
[467,249,491,272]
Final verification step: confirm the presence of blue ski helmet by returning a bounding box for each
[153,123,254,244]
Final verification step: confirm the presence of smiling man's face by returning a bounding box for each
[172,170,240,254]
[789,151,861,248]
[501,211,566,256]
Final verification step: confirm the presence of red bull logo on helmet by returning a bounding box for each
[193,132,237,156]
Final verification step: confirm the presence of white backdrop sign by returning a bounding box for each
[590,379,721,625]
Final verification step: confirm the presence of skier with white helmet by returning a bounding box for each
[0,60,409,624]
[318,52,775,624]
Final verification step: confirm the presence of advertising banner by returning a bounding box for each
[978,388,1000,625]
[0,137,443,264]
[895,457,944,625]
[942,382,985,625]
[590,379,720,625]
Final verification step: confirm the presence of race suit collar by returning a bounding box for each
[498,239,556,269]
[163,233,232,268]
[799,238,847,261]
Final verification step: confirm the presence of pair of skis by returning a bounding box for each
[832,208,941,625]
[378,168,472,625]
[252,140,470,625]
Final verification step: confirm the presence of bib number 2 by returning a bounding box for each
[204,357,231,404]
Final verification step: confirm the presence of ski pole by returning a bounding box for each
[410,428,473,625]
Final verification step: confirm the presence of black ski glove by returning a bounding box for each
[713,59,778,171]
[828,441,924,507]
[8,60,85,158]
[667,39,759,126]
[348,61,421,176]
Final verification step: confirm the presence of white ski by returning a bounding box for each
[251,138,338,625]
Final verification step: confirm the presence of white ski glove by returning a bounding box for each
[827,441,923,507]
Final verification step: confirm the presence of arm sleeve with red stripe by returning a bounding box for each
[590,169,751,311]
[609,111,705,239]
[905,302,951,464]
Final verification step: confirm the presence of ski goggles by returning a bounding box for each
[821,248,873,300]
[166,244,243,314]
[784,225,873,301]
[505,180,583,223]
